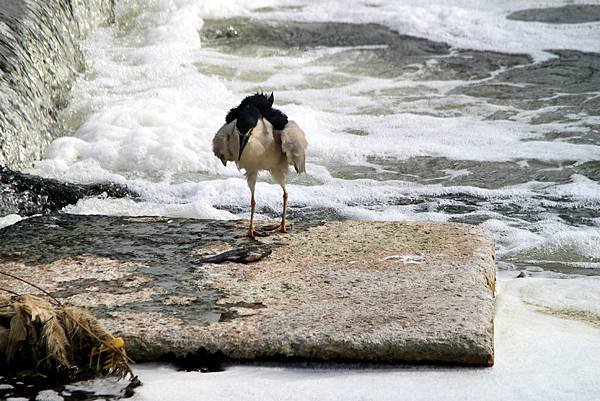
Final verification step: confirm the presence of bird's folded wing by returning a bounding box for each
[280,121,308,173]
[212,121,236,163]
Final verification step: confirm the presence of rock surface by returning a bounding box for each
[0,165,135,216]
[0,214,496,366]
[507,5,600,24]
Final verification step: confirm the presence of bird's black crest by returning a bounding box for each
[225,92,288,130]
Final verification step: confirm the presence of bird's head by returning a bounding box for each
[235,104,261,161]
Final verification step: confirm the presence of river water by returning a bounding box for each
[3,0,600,399]
[21,0,600,276]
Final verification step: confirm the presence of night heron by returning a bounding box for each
[213,93,308,237]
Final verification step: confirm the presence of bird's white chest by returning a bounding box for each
[237,120,284,172]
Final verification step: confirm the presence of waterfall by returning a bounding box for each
[0,0,114,168]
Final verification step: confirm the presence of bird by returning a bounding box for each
[212,92,308,238]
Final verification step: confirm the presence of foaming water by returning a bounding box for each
[244,0,600,61]
[0,0,114,167]
[26,0,600,274]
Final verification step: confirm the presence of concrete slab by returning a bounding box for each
[0,215,496,366]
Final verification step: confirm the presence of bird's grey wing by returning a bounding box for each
[280,120,308,173]
[212,121,237,165]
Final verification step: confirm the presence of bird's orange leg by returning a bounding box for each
[265,188,288,234]
[247,193,257,238]
[280,190,288,233]
[246,173,259,238]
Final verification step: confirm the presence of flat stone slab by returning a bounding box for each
[0,215,496,366]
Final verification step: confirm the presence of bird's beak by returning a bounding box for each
[238,129,252,161]
[220,158,227,167]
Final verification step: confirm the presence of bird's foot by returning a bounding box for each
[262,222,286,234]
[246,228,269,238]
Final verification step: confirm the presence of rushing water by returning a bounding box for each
[0,0,114,167]
[20,0,600,276]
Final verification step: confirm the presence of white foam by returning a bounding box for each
[0,214,23,230]
[549,174,600,202]
[480,218,544,256]
[129,273,600,401]
[63,197,237,220]
[530,227,600,261]
[519,275,600,317]
[235,0,600,61]
[34,390,63,401]
[63,377,130,398]
[30,0,238,181]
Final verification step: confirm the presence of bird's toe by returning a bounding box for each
[262,223,287,235]
[247,228,270,238]
[261,223,281,231]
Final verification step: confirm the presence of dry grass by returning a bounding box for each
[0,293,134,379]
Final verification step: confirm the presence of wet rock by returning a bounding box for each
[201,18,531,80]
[0,215,496,367]
[507,5,600,24]
[452,50,600,122]
[0,165,135,216]
[413,50,531,81]
[496,50,600,96]
[202,18,447,51]
[364,156,573,189]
